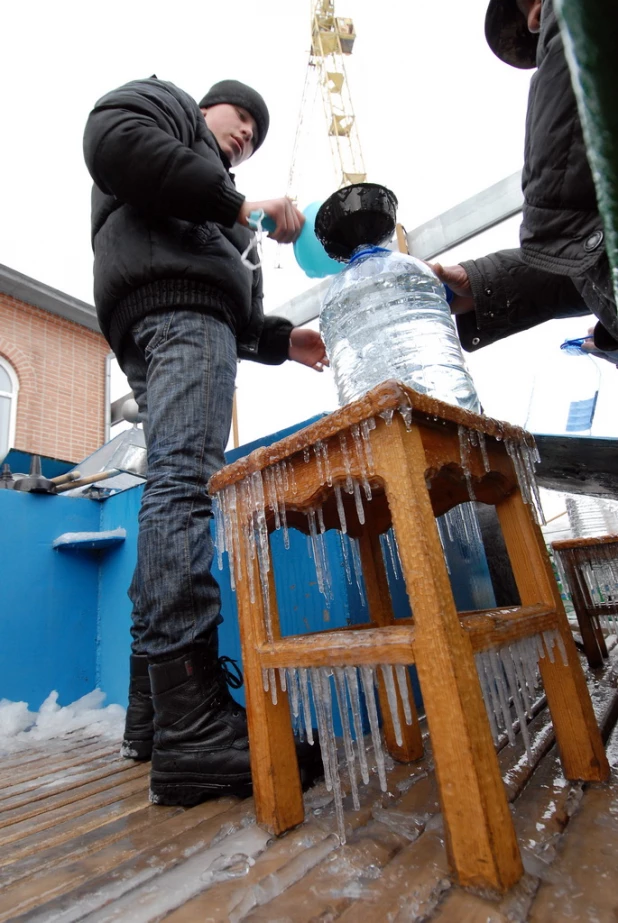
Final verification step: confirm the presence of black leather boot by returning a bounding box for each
[149,642,253,805]
[149,640,323,806]
[121,654,154,760]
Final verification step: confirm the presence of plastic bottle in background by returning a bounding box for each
[319,246,481,412]
[525,339,601,435]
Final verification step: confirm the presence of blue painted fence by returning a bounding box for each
[0,419,495,715]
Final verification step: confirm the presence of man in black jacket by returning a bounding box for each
[83,77,327,805]
[432,0,618,364]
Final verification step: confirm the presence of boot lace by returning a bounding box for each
[218,656,243,690]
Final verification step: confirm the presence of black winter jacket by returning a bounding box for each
[83,77,292,363]
[456,0,617,355]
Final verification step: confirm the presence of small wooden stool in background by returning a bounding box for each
[210,380,609,893]
[551,534,618,668]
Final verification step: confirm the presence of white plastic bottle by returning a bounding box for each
[319,246,480,412]
[525,338,600,435]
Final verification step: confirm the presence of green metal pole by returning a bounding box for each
[555,0,618,303]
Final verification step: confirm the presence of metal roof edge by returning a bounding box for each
[0,263,100,334]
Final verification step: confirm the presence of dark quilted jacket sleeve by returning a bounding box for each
[83,78,245,226]
[455,248,590,351]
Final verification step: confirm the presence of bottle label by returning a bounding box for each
[565,392,598,432]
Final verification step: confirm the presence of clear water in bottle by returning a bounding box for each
[319,247,480,411]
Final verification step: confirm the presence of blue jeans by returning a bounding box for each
[119,310,237,658]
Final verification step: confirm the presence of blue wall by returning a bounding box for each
[0,489,100,709]
[1,428,495,715]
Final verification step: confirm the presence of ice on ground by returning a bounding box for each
[0,689,125,755]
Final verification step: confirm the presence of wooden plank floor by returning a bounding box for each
[1,653,617,923]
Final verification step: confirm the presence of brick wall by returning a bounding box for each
[0,292,110,463]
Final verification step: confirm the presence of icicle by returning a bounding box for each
[298,667,314,745]
[520,636,542,697]
[360,418,376,469]
[239,479,257,604]
[288,667,300,720]
[313,441,324,484]
[380,409,394,426]
[350,537,366,605]
[508,643,533,719]
[398,403,413,431]
[477,651,504,740]
[554,631,568,666]
[542,630,557,663]
[264,466,280,531]
[380,664,403,746]
[269,667,278,705]
[220,487,237,590]
[273,463,289,550]
[382,530,401,582]
[477,431,491,473]
[350,424,371,500]
[321,440,333,486]
[500,647,532,761]
[457,424,476,501]
[475,652,500,743]
[339,433,354,494]
[307,509,326,597]
[278,668,287,692]
[309,668,334,794]
[281,459,290,492]
[345,666,370,785]
[359,666,388,791]
[251,470,273,641]
[505,440,531,507]
[287,459,298,496]
[339,532,353,584]
[213,496,225,571]
[395,665,414,726]
[333,667,360,811]
[314,668,346,842]
[317,505,326,534]
[334,485,348,535]
[520,442,546,525]
[262,668,270,693]
[488,649,516,744]
[303,447,311,463]
[353,480,366,526]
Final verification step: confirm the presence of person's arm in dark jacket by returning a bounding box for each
[83,78,245,226]
[446,248,590,351]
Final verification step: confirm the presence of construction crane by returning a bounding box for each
[288,0,366,198]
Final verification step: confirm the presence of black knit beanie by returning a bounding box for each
[199,79,269,151]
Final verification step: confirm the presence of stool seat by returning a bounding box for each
[210,380,608,893]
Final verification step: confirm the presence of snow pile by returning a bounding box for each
[0,689,125,755]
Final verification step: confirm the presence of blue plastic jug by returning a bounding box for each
[248,202,343,279]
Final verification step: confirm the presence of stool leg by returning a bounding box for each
[373,419,523,892]
[496,491,609,782]
[358,525,424,762]
[561,552,605,668]
[233,522,304,835]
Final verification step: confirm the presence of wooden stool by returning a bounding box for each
[551,535,618,668]
[210,380,608,892]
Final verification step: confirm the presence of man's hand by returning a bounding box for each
[239,198,304,244]
[288,328,329,371]
[429,262,475,315]
[580,324,618,366]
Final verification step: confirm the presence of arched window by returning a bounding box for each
[0,357,19,463]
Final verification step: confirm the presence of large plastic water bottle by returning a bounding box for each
[319,246,480,412]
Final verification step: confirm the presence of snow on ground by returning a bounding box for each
[0,689,125,755]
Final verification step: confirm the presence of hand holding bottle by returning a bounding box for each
[238,198,304,244]
[429,262,475,315]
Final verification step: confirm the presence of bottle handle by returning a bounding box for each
[247,209,276,233]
